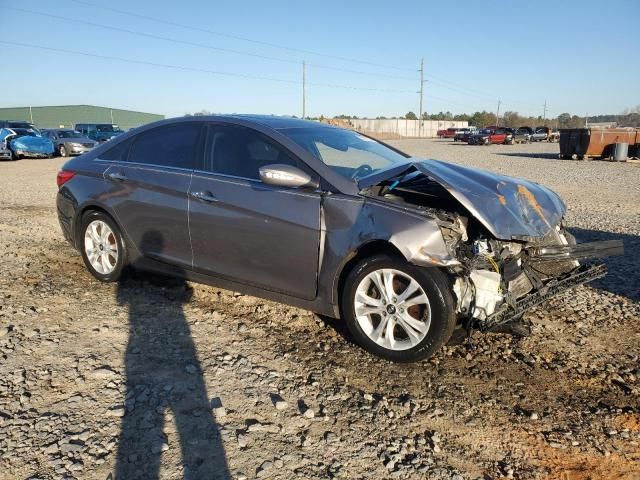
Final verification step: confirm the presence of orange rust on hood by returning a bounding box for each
[498,194,507,206]
[517,184,548,223]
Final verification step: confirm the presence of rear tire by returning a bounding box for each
[341,255,456,363]
[58,145,67,157]
[79,211,128,282]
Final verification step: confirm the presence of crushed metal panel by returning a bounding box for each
[411,160,566,240]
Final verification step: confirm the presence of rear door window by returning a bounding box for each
[100,137,134,161]
[128,123,202,169]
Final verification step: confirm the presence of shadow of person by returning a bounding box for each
[114,231,230,480]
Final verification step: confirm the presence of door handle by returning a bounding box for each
[107,172,127,182]
[190,191,218,203]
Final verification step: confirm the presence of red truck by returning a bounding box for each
[467,128,513,145]
[437,127,459,138]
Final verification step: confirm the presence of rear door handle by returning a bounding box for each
[107,172,127,182]
[190,191,218,203]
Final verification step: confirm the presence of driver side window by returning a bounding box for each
[202,124,301,180]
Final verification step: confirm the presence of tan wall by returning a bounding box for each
[350,119,469,138]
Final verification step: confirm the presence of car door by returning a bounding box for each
[188,123,321,300]
[98,121,203,268]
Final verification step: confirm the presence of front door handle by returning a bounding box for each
[190,191,218,203]
[107,172,127,182]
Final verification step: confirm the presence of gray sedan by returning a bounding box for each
[55,115,622,362]
[43,128,97,157]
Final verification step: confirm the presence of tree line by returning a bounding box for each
[334,106,640,128]
[185,107,640,128]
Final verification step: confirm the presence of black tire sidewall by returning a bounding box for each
[79,211,127,282]
[341,255,455,363]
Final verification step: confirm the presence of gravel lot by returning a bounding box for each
[0,139,638,480]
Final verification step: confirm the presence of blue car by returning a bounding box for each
[0,128,55,159]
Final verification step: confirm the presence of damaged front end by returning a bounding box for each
[360,160,624,333]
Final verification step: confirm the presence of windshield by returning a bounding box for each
[11,128,38,138]
[96,124,123,133]
[57,130,83,138]
[280,127,408,180]
[479,129,492,134]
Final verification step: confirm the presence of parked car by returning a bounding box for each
[505,128,531,144]
[437,127,460,139]
[0,127,54,159]
[530,126,560,143]
[467,128,513,145]
[56,115,622,362]
[75,123,125,143]
[453,127,477,142]
[0,135,12,160]
[42,128,98,157]
[0,120,41,133]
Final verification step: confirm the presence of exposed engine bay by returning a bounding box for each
[362,163,624,332]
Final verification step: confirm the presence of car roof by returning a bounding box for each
[226,114,335,130]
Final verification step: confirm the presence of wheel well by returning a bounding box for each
[74,205,114,246]
[335,240,405,312]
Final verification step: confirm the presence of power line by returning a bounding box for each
[4,6,418,82]
[8,5,555,112]
[0,40,418,95]
[62,0,416,73]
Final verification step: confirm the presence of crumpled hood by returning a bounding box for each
[360,159,567,241]
[10,136,55,154]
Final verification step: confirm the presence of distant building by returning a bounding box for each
[0,105,164,130]
[350,118,468,138]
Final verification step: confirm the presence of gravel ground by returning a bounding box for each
[0,140,638,480]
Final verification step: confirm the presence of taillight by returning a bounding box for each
[56,170,75,187]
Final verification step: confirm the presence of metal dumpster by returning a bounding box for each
[559,128,639,160]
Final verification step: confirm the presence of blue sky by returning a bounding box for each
[1,0,638,119]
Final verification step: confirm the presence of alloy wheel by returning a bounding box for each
[84,220,119,275]
[353,268,431,351]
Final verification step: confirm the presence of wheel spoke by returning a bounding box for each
[355,290,383,308]
[355,304,384,317]
[382,270,396,300]
[369,271,388,302]
[90,223,101,244]
[398,311,429,335]
[370,316,389,343]
[396,279,420,304]
[384,316,396,349]
[402,293,429,309]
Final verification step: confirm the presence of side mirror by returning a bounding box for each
[259,164,316,189]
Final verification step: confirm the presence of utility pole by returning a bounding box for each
[585,112,588,128]
[495,100,501,127]
[29,106,33,124]
[302,61,306,119]
[542,100,547,125]
[418,58,424,137]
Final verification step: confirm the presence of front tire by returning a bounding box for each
[341,255,456,362]
[58,145,67,157]
[79,211,128,282]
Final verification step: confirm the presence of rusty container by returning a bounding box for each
[559,128,640,159]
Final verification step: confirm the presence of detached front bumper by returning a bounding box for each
[17,150,52,158]
[470,238,624,332]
